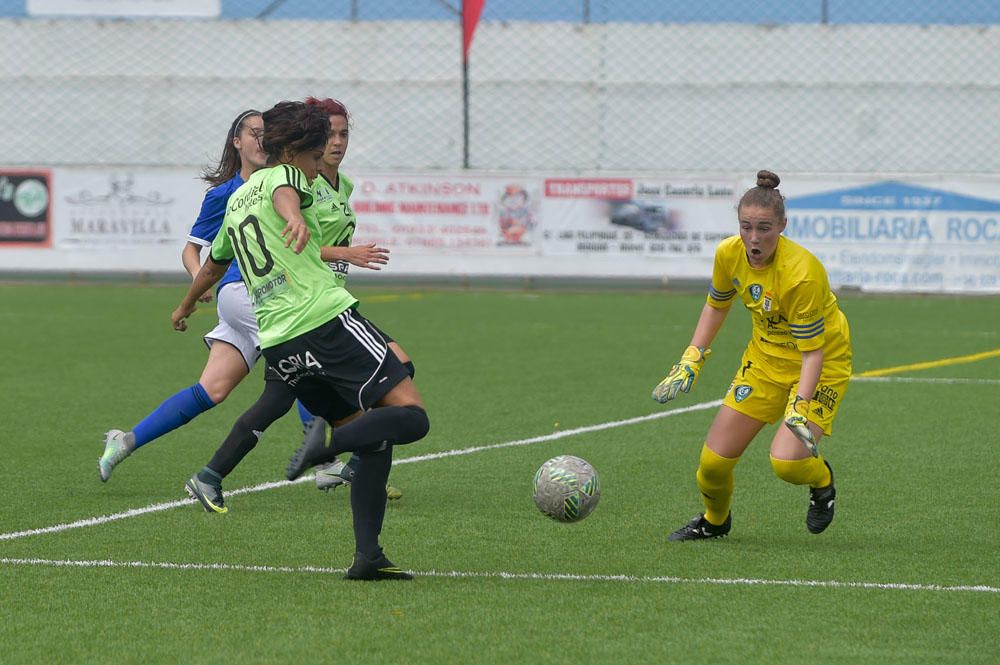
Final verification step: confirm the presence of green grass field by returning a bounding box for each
[1,283,998,664]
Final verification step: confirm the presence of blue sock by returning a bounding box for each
[296,400,314,430]
[132,383,216,448]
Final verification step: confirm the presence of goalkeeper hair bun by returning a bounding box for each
[738,170,786,217]
[756,170,780,189]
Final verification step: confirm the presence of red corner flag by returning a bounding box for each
[462,0,485,59]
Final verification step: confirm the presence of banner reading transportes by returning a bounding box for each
[538,176,737,260]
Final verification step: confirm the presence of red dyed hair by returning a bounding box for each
[304,96,350,123]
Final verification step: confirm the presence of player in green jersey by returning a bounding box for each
[302,96,411,498]
[172,101,429,580]
[183,98,408,513]
[652,171,850,541]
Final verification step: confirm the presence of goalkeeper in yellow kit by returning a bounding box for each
[653,170,851,540]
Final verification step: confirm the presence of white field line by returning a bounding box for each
[1,557,996,594]
[0,477,314,542]
[0,400,723,542]
[851,376,1000,385]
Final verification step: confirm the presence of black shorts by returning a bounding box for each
[261,308,410,424]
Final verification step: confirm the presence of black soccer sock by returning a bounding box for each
[196,466,223,486]
[206,379,297,478]
[323,405,429,460]
[350,446,394,559]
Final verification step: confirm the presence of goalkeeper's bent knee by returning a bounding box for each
[697,444,739,485]
[769,454,831,487]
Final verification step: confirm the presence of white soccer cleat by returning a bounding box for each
[98,429,133,482]
[315,459,354,491]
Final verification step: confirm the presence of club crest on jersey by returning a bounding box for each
[749,284,763,302]
[762,289,776,312]
[732,277,741,287]
[733,385,752,402]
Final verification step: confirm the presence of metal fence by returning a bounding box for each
[1,0,998,174]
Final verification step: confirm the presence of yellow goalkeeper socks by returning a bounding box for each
[769,454,832,488]
[695,444,739,526]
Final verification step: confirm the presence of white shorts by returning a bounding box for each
[203,282,261,371]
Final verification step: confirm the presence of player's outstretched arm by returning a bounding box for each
[783,395,818,457]
[783,348,824,456]
[181,241,214,303]
[652,345,711,403]
[651,304,729,404]
[273,187,310,253]
[321,242,390,270]
[172,258,229,332]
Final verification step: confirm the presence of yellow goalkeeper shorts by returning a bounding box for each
[721,347,851,436]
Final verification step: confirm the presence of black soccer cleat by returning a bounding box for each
[807,461,836,534]
[345,551,414,581]
[668,512,732,541]
[185,474,228,514]
[286,417,333,481]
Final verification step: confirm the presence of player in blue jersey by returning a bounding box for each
[184,97,408,512]
[173,101,429,580]
[652,171,851,541]
[98,109,272,482]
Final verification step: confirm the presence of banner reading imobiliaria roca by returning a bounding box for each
[0,166,997,294]
[773,175,1000,293]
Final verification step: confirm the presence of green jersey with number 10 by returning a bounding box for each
[210,164,357,349]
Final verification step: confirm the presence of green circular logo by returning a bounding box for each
[14,179,48,218]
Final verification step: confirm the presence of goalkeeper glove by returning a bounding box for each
[652,346,711,404]
[784,394,818,457]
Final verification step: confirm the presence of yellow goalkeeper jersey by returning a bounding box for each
[706,235,851,380]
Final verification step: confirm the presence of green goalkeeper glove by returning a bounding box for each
[784,394,818,457]
[651,346,711,404]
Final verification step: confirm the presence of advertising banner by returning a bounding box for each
[351,173,537,255]
[350,172,739,278]
[538,176,737,260]
[1,166,997,294]
[780,177,1000,293]
[0,166,204,273]
[53,169,205,251]
[0,170,51,247]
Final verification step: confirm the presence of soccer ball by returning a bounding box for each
[532,455,601,522]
